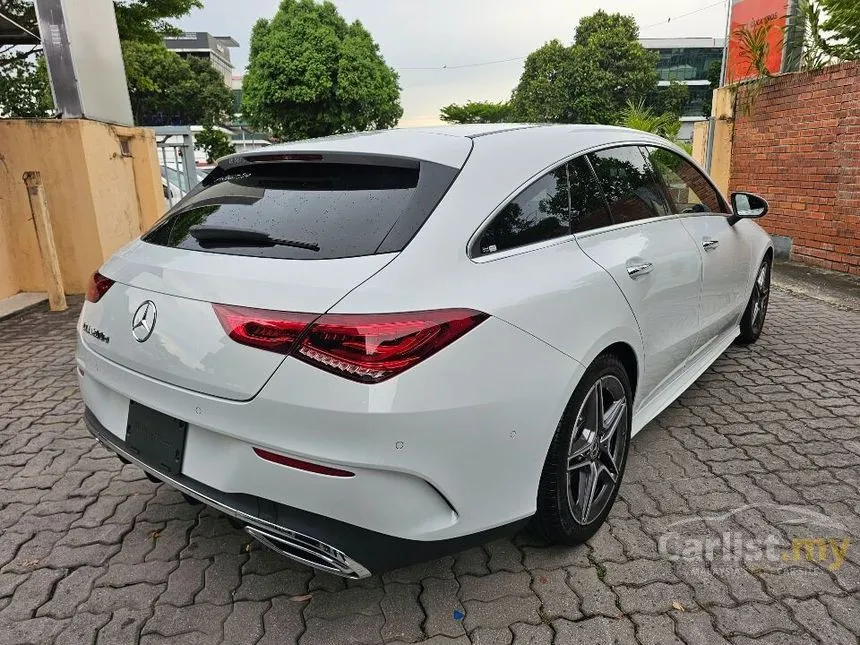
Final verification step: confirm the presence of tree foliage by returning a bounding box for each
[242,0,402,140]
[439,100,510,124]
[510,11,658,125]
[784,0,860,71]
[617,99,681,140]
[123,42,232,125]
[113,0,203,43]
[644,81,690,119]
[0,55,52,117]
[819,0,860,60]
[195,125,235,162]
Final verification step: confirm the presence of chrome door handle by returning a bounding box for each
[702,238,720,251]
[626,262,653,278]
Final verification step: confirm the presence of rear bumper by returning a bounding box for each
[76,313,583,541]
[84,408,526,576]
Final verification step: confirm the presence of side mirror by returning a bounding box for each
[729,192,768,224]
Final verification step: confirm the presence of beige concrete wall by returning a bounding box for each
[691,121,709,166]
[709,86,736,197]
[0,119,162,299]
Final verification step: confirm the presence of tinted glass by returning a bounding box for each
[143,162,453,260]
[477,165,570,255]
[588,147,672,224]
[645,147,725,214]
[567,157,613,233]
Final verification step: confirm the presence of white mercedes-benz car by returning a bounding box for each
[77,124,772,578]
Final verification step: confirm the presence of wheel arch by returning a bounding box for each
[600,341,639,403]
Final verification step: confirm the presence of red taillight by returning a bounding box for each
[85,271,114,303]
[212,304,316,354]
[296,309,488,383]
[253,447,354,477]
[212,304,488,383]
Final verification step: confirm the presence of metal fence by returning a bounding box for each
[153,126,199,209]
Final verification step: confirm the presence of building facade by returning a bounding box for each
[164,32,239,85]
[640,37,725,141]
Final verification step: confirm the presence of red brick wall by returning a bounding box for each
[729,62,860,274]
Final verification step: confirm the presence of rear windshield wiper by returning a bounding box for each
[189,225,320,252]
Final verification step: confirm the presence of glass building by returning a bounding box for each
[640,38,725,140]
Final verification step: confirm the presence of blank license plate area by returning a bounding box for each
[126,401,188,475]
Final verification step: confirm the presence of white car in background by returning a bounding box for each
[77,124,772,577]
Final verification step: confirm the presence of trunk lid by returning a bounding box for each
[82,243,397,400]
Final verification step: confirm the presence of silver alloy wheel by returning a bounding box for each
[566,375,628,525]
[751,262,771,333]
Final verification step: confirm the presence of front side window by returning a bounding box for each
[588,147,672,224]
[477,164,570,255]
[645,147,726,214]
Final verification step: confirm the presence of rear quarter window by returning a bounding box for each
[143,160,458,260]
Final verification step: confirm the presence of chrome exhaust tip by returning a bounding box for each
[244,525,371,579]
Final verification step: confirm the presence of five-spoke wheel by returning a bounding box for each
[738,257,771,344]
[534,354,632,545]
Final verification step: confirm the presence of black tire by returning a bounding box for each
[533,354,632,545]
[736,256,771,345]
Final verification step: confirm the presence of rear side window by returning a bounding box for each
[143,161,457,260]
[588,147,672,224]
[476,164,571,255]
[644,147,727,214]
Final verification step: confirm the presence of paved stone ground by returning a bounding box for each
[1,288,859,645]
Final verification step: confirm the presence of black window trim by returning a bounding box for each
[468,139,729,262]
[640,144,731,217]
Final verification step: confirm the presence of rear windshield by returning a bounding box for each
[143,160,458,260]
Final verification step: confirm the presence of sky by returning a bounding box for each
[177,0,729,127]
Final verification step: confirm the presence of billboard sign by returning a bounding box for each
[726,0,790,83]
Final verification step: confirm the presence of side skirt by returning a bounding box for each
[631,326,739,436]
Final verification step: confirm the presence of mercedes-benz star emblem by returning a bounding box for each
[131,301,157,342]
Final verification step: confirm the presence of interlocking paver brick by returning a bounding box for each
[632,613,684,645]
[222,600,268,645]
[710,602,799,638]
[785,598,857,644]
[36,566,104,619]
[551,615,637,644]
[459,570,532,602]
[420,577,466,638]
[567,565,619,617]
[142,602,231,639]
[510,622,553,645]
[381,582,423,643]
[0,283,858,644]
[529,568,581,621]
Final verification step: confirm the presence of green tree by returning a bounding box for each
[508,39,570,122]
[114,0,203,43]
[123,41,232,125]
[195,126,235,162]
[510,11,658,125]
[820,0,860,60]
[439,100,510,124]
[0,55,53,118]
[242,0,402,140]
